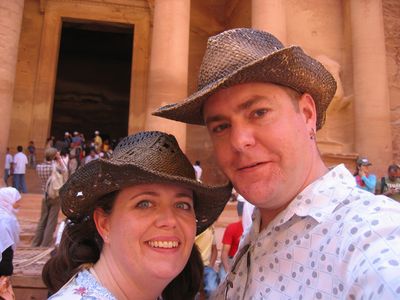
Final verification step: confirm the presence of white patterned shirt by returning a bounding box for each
[213,164,400,300]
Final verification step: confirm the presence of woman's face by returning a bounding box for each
[94,183,196,282]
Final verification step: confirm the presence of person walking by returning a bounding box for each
[3,148,13,187]
[12,146,28,193]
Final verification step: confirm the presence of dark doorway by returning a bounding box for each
[51,20,133,146]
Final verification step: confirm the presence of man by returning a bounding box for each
[94,130,102,153]
[32,148,67,247]
[12,146,28,193]
[154,28,400,299]
[380,164,400,201]
[27,141,36,168]
[193,160,203,182]
[3,148,13,186]
[354,157,377,193]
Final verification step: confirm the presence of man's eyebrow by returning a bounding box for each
[236,95,266,111]
[204,95,267,125]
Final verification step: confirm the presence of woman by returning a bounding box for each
[43,131,231,300]
[0,187,21,300]
[354,157,377,193]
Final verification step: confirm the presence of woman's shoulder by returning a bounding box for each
[48,269,116,300]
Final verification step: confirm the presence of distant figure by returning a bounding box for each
[84,149,99,165]
[0,187,21,300]
[193,160,203,182]
[219,202,243,281]
[12,146,28,193]
[380,164,400,201]
[94,130,102,153]
[3,148,13,187]
[32,148,67,247]
[27,141,36,168]
[354,157,377,193]
[195,226,219,298]
[45,136,55,149]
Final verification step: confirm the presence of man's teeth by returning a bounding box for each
[148,241,179,248]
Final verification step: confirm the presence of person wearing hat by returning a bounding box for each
[153,28,400,299]
[32,147,67,247]
[43,131,231,300]
[354,157,377,193]
[94,130,103,153]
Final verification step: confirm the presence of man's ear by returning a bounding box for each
[93,208,110,244]
[299,93,317,130]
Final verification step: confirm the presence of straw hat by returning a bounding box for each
[153,28,337,130]
[60,131,232,234]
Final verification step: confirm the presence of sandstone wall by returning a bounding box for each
[383,0,400,164]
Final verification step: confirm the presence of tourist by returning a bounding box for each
[3,148,13,187]
[193,160,203,183]
[12,146,28,193]
[0,187,21,299]
[354,157,377,193]
[43,131,231,300]
[32,148,67,247]
[27,140,36,168]
[154,28,400,299]
[380,164,400,201]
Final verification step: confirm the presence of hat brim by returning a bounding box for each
[60,159,232,234]
[153,46,336,130]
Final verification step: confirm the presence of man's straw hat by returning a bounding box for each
[153,28,337,130]
[60,131,232,234]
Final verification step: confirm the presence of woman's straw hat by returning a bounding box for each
[60,131,232,234]
[153,28,337,130]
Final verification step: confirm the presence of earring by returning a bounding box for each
[309,128,316,140]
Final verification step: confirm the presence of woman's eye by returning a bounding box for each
[136,200,153,209]
[212,123,230,133]
[175,202,192,210]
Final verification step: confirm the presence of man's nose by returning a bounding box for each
[230,124,256,152]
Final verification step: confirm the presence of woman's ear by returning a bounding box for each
[93,208,110,244]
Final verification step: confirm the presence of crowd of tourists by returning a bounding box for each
[2,28,400,300]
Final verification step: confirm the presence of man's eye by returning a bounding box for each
[175,202,192,210]
[136,200,153,209]
[212,123,230,133]
[251,108,268,118]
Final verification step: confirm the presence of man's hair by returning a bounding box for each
[17,146,23,152]
[45,148,57,161]
[195,160,200,166]
[388,164,399,173]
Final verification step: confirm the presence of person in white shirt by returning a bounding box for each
[12,146,28,193]
[154,28,400,299]
[193,160,203,182]
[3,148,13,187]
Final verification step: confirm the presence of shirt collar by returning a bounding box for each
[282,164,356,223]
[248,164,356,240]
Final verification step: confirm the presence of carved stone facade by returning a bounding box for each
[1,0,399,182]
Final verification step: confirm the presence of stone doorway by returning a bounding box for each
[50,20,133,146]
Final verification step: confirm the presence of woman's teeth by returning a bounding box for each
[147,241,179,248]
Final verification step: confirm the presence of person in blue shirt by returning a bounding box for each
[354,157,377,193]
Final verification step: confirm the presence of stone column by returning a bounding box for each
[252,0,287,44]
[144,0,190,151]
[0,0,25,182]
[350,0,392,175]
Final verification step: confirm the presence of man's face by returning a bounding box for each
[203,82,319,211]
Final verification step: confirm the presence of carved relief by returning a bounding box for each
[316,55,353,154]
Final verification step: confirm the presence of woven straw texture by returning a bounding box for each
[153,28,337,130]
[60,131,232,234]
